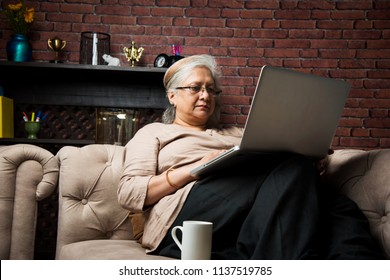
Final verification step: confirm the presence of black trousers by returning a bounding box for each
[154,154,384,260]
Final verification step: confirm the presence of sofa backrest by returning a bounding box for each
[55,144,133,259]
[323,149,390,259]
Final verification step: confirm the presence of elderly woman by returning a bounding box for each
[118,54,383,259]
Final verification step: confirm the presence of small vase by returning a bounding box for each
[6,34,32,62]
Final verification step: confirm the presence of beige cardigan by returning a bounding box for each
[118,123,242,253]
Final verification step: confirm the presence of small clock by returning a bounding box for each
[154,53,170,68]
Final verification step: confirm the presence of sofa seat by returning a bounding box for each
[59,239,171,260]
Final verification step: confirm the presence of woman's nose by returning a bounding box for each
[199,87,210,99]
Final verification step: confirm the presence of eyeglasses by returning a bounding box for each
[175,86,221,96]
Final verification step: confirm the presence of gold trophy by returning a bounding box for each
[48,37,66,63]
[123,41,144,67]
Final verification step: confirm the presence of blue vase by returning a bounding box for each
[6,34,32,62]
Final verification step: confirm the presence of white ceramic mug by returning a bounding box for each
[171,220,213,260]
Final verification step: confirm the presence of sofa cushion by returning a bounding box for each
[58,239,172,260]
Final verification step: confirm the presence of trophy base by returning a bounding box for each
[49,60,64,64]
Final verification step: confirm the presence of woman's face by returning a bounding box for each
[169,67,217,129]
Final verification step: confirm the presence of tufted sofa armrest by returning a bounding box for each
[0,144,59,259]
[55,144,133,259]
[322,149,390,259]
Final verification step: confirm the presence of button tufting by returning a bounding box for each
[106,231,113,238]
[106,162,111,166]
[381,216,388,223]
[81,199,88,205]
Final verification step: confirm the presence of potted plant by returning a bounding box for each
[2,0,35,62]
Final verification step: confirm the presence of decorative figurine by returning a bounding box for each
[47,37,66,63]
[102,54,121,66]
[123,41,144,67]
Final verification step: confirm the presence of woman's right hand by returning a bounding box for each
[144,149,227,206]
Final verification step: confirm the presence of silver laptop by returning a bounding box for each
[190,65,350,177]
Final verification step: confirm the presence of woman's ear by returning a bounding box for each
[167,91,176,106]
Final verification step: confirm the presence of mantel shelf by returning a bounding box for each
[0,60,167,74]
[0,60,168,109]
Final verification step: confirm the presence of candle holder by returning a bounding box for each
[79,32,110,65]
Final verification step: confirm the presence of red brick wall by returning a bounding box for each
[1,0,389,150]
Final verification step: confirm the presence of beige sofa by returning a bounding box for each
[0,144,389,259]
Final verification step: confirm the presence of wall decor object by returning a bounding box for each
[123,41,144,67]
[79,32,110,65]
[102,54,121,66]
[0,96,14,138]
[154,44,184,68]
[6,33,32,62]
[154,53,170,68]
[24,121,40,139]
[169,44,184,65]
[47,37,66,63]
[3,0,34,62]
[96,108,140,146]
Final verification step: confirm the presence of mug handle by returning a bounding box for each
[171,226,183,250]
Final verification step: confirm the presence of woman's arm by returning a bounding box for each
[119,151,221,209]
[118,124,161,211]
[118,124,232,209]
[145,149,226,206]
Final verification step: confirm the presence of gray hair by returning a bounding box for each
[162,54,221,128]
